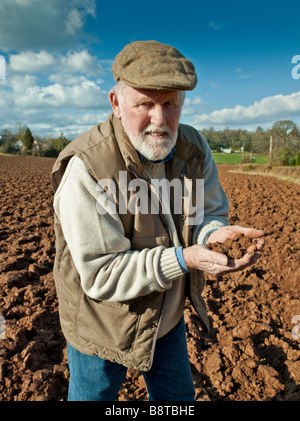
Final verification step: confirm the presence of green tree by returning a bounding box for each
[252,127,270,154]
[22,127,34,152]
[277,146,293,166]
[0,128,15,154]
[15,122,27,141]
[43,132,71,157]
[53,132,70,152]
[272,120,298,137]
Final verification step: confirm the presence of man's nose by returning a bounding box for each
[150,104,166,126]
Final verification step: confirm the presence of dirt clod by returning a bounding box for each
[208,233,254,259]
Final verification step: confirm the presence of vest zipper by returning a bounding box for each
[128,170,173,239]
[127,169,172,370]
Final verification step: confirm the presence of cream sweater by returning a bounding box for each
[53,142,228,338]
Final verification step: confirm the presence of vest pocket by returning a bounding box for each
[75,290,142,351]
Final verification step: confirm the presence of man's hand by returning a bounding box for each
[206,225,265,251]
[182,225,265,277]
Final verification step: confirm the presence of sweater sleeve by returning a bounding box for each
[192,133,229,245]
[53,155,184,302]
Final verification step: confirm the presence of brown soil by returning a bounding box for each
[208,233,255,259]
[0,157,299,401]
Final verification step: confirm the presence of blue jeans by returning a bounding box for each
[67,316,195,401]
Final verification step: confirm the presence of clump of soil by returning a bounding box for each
[208,233,255,259]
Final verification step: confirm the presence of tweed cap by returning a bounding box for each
[112,40,197,91]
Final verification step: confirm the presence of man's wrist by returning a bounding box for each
[175,246,189,273]
[202,229,217,245]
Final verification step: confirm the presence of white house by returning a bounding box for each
[221,147,232,154]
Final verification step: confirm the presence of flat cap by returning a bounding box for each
[112,40,197,91]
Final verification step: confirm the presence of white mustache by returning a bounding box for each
[142,124,171,136]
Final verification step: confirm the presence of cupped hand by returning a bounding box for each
[183,225,265,277]
[182,244,261,276]
[206,225,265,253]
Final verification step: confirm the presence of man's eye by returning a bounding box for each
[138,102,152,109]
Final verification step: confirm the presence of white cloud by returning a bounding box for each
[49,73,99,86]
[238,74,252,79]
[6,74,109,110]
[65,8,84,35]
[184,95,206,106]
[9,51,56,73]
[61,50,104,76]
[0,55,6,79]
[193,91,300,128]
[8,49,105,77]
[27,111,110,139]
[235,67,253,79]
[208,21,230,30]
[207,81,221,89]
[182,95,206,115]
[0,62,111,138]
[0,0,96,51]
[0,44,112,139]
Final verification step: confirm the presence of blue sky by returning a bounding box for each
[0,0,300,139]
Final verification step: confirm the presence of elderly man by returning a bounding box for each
[51,41,264,401]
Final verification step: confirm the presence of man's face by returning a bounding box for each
[110,84,183,161]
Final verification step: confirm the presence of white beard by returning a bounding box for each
[122,123,178,161]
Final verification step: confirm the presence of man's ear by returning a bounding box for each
[109,91,122,119]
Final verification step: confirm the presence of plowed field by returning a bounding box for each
[0,155,299,401]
